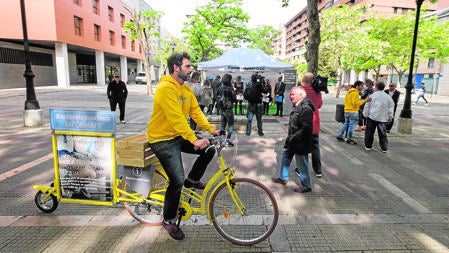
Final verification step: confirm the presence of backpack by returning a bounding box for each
[244,84,260,103]
[217,86,234,110]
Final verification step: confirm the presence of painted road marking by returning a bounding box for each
[370,173,432,214]
[0,213,447,227]
[0,153,53,182]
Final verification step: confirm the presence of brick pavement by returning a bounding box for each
[0,85,448,252]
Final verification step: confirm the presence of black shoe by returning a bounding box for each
[184,180,206,190]
[336,136,344,142]
[245,132,250,136]
[258,132,264,136]
[162,222,185,240]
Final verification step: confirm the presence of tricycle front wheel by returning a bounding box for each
[34,191,58,213]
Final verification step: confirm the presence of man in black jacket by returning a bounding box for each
[107,74,128,124]
[211,75,221,115]
[244,74,264,136]
[385,82,400,133]
[272,86,314,193]
[217,74,237,146]
[273,76,286,116]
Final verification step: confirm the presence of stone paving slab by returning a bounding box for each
[0,85,448,252]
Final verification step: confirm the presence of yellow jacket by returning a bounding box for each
[147,75,214,144]
[344,88,365,113]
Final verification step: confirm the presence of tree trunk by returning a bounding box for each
[306,0,320,75]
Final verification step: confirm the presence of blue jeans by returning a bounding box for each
[311,134,321,174]
[220,109,234,140]
[246,102,263,135]
[415,94,428,104]
[149,136,215,223]
[279,148,311,191]
[337,112,358,141]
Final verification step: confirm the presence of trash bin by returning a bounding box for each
[335,104,344,123]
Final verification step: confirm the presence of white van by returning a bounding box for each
[135,72,146,84]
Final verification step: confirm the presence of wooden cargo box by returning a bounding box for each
[117,133,158,167]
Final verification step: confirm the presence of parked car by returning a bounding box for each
[135,72,146,84]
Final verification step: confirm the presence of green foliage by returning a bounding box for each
[182,0,250,62]
[246,26,281,55]
[182,0,280,63]
[319,3,449,83]
[123,9,161,95]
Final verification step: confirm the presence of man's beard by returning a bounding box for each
[179,72,189,82]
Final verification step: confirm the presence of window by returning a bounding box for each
[428,58,435,68]
[73,0,81,5]
[120,14,125,27]
[121,36,126,49]
[401,8,408,14]
[131,40,135,51]
[109,31,115,46]
[393,7,398,14]
[74,16,83,36]
[94,24,101,41]
[108,6,114,22]
[92,0,99,15]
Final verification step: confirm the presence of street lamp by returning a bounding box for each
[398,0,424,134]
[20,0,42,126]
[169,42,176,54]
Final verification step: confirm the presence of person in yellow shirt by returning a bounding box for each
[147,52,220,240]
[336,80,365,145]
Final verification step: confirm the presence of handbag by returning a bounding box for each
[275,96,283,103]
[236,94,244,101]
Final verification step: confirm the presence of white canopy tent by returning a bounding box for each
[197,48,294,73]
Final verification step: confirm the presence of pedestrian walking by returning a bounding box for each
[107,74,128,124]
[414,82,429,105]
[272,86,314,193]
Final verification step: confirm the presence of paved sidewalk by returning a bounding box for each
[0,84,448,252]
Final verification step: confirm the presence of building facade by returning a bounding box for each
[281,0,449,95]
[0,0,152,89]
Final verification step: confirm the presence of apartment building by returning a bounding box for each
[281,0,449,95]
[0,0,149,89]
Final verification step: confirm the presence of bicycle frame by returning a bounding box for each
[116,137,247,223]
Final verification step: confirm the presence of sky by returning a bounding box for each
[147,0,307,37]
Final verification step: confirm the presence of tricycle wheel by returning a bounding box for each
[35,191,58,213]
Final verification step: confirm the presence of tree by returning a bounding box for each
[246,26,281,55]
[182,0,250,63]
[305,0,320,75]
[319,5,365,97]
[123,9,161,96]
